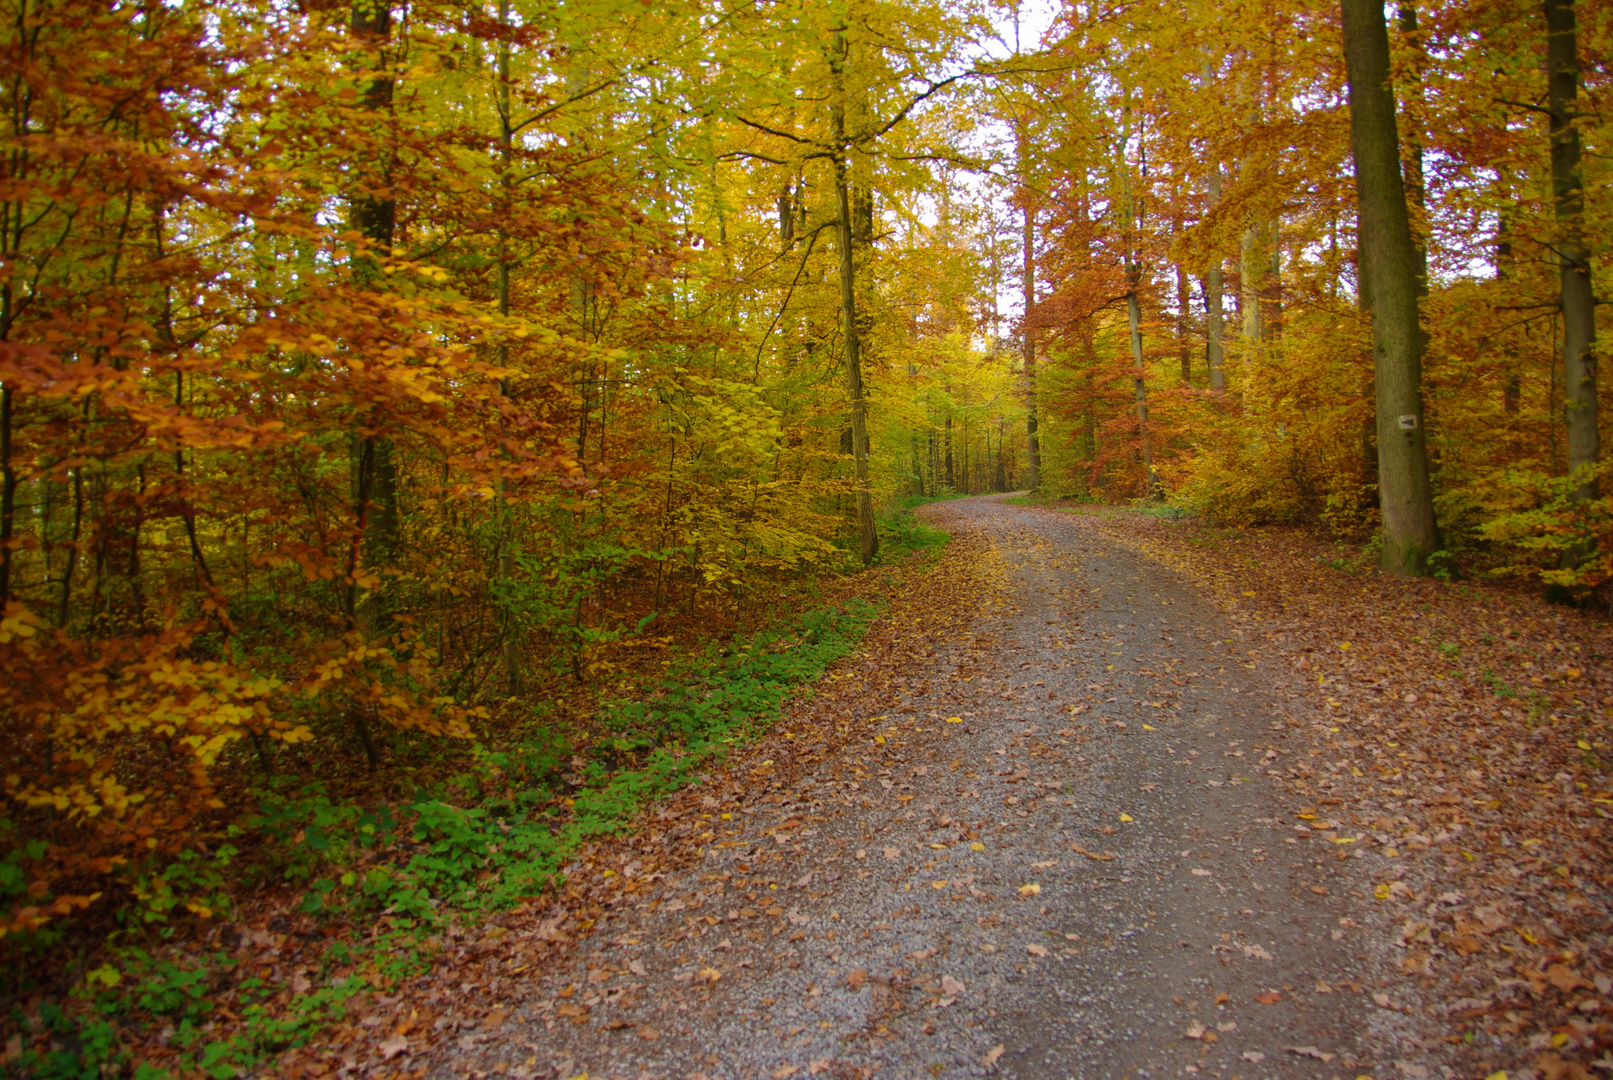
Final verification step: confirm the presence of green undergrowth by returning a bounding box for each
[9,593,893,1079]
[875,493,953,562]
[1001,489,1095,507]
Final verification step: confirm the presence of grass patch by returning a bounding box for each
[876,494,954,562]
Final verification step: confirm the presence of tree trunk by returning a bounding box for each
[1128,282,1157,499]
[830,31,877,564]
[1204,163,1227,392]
[1240,221,1262,343]
[1121,118,1158,500]
[494,1,522,694]
[1341,0,1439,575]
[1545,0,1599,507]
[1396,2,1431,294]
[343,0,404,768]
[1175,246,1192,385]
[1018,127,1041,492]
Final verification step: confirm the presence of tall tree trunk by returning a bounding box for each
[1121,117,1157,499]
[1341,0,1439,575]
[1128,281,1157,499]
[1240,221,1262,343]
[1204,166,1227,392]
[1395,2,1431,295]
[1174,237,1192,384]
[1018,128,1041,491]
[494,0,521,694]
[830,31,877,564]
[343,0,404,768]
[1544,0,1599,508]
[1496,210,1521,416]
[346,0,402,621]
[1263,235,1282,342]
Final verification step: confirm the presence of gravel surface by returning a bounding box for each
[433,495,1440,1079]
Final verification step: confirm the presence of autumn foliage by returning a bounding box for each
[1,0,1610,1053]
[1015,0,1610,590]
[0,0,1026,957]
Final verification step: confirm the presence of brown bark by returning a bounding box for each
[1545,0,1599,507]
[1341,0,1440,575]
[830,31,877,564]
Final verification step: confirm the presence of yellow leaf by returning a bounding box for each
[945,716,963,724]
[1119,813,1134,823]
[1242,591,1256,597]
[970,842,985,852]
[1374,884,1391,900]
[1017,883,1041,897]
[932,880,947,889]
[85,965,121,988]
[1578,739,1592,751]
[1141,724,1157,731]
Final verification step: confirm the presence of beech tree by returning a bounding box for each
[1340,0,1440,575]
[1544,0,1599,511]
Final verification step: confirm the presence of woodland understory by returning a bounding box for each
[1,0,1610,1075]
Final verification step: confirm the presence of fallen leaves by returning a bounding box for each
[377,1033,410,1061]
[1253,990,1282,1005]
[846,968,868,989]
[1025,943,1048,957]
[982,1044,1005,1067]
[1079,509,1613,1079]
[1287,1045,1336,1062]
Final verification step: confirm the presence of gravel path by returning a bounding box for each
[434,496,1428,1080]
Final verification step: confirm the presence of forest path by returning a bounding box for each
[436,495,1417,1080]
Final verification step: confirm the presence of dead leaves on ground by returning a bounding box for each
[361,529,1004,1073]
[1076,509,1613,1079]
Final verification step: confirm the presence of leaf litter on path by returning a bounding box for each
[1073,507,1613,1080]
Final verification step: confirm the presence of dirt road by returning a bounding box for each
[436,496,1430,1079]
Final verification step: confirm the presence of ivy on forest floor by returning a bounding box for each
[4,590,891,1079]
